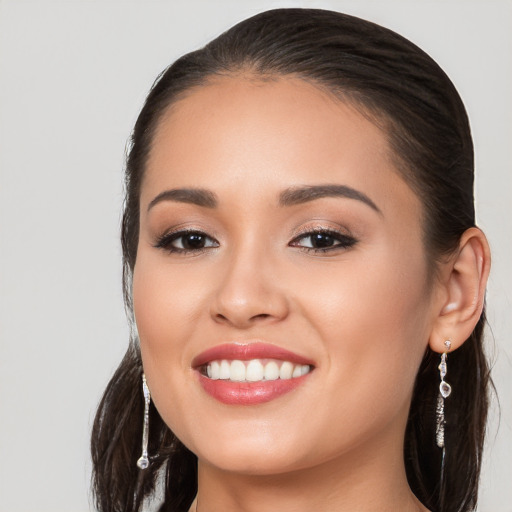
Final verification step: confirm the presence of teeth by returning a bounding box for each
[279,361,293,380]
[264,361,279,381]
[230,360,246,382]
[246,360,264,382]
[219,360,230,380]
[292,365,303,378]
[204,359,311,382]
[209,361,219,379]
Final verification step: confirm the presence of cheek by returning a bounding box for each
[296,245,430,339]
[293,247,431,422]
[132,254,195,406]
[133,253,205,351]
[132,250,224,440]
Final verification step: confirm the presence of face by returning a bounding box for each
[133,76,438,475]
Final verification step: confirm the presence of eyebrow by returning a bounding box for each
[147,184,381,214]
[279,184,381,214]
[148,188,217,211]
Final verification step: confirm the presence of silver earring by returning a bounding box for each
[137,373,151,469]
[436,340,452,450]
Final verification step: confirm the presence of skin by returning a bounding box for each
[132,76,490,512]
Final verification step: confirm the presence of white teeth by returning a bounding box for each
[264,361,280,381]
[292,365,303,378]
[230,360,246,382]
[219,360,230,380]
[279,361,293,380]
[246,360,264,381]
[209,361,220,379]
[204,359,311,382]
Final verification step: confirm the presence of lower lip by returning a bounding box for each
[197,373,312,405]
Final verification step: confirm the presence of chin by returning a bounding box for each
[186,426,311,475]
[200,448,307,476]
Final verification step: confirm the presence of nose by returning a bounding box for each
[209,245,290,329]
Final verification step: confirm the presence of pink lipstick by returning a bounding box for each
[192,342,315,406]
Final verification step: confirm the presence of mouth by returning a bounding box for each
[192,342,315,405]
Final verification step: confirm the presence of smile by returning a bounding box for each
[193,342,315,405]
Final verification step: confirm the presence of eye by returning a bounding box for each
[155,229,219,254]
[290,228,357,253]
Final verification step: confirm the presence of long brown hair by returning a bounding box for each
[91,9,491,512]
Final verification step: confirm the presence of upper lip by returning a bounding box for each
[192,342,316,369]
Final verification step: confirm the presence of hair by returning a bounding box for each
[91,8,491,512]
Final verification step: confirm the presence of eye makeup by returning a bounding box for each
[154,228,220,255]
[153,225,357,256]
[289,227,357,253]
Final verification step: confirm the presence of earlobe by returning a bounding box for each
[429,227,491,353]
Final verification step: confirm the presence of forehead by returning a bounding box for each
[142,75,419,219]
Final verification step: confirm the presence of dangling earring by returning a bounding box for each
[436,340,452,451]
[137,373,151,469]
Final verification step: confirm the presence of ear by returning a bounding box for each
[429,227,491,353]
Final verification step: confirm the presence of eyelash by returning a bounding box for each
[290,227,357,253]
[154,227,357,255]
[154,229,219,256]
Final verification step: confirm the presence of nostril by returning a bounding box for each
[213,312,273,327]
[251,313,271,321]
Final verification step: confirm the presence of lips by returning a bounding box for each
[192,342,315,405]
[192,342,315,367]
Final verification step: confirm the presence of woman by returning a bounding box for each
[91,8,491,512]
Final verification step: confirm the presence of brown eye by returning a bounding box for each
[290,229,357,252]
[308,232,336,249]
[155,230,219,253]
[178,233,208,250]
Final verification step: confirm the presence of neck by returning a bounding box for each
[192,421,429,512]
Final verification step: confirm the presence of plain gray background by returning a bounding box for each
[0,1,510,511]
